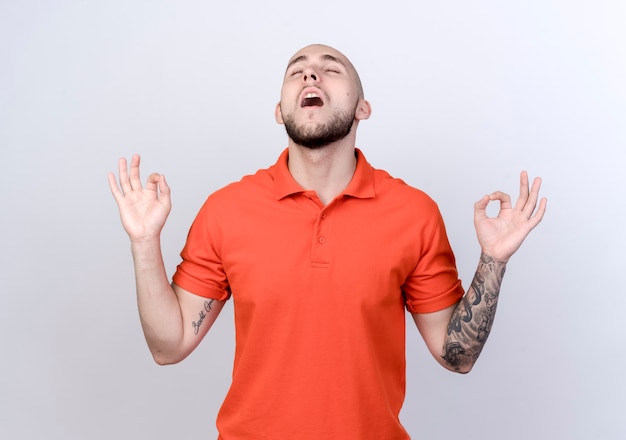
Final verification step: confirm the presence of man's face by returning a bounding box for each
[276,45,367,149]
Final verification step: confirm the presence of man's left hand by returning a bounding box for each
[474,171,547,262]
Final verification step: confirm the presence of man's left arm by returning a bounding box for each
[413,171,547,373]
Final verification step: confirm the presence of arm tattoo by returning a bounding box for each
[442,253,506,372]
[191,300,215,335]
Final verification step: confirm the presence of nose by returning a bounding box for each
[303,67,318,83]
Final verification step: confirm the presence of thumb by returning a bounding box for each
[474,194,490,220]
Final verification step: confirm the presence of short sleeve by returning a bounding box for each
[172,197,232,301]
[402,206,464,314]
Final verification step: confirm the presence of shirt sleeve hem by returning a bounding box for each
[172,273,231,301]
[405,282,464,314]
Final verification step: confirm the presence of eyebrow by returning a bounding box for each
[285,54,346,71]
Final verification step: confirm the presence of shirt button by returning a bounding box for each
[320,212,327,219]
[318,237,326,244]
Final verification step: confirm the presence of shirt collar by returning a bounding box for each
[271,148,376,200]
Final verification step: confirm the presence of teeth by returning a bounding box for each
[305,93,319,98]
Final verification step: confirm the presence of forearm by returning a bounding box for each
[442,252,506,373]
[130,238,184,363]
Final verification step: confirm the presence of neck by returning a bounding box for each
[287,140,357,206]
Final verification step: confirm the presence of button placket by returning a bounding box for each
[310,207,332,265]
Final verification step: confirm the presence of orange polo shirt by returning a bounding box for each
[173,148,464,440]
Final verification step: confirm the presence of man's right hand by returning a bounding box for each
[108,154,171,242]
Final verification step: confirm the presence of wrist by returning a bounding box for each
[479,251,509,265]
[130,235,162,253]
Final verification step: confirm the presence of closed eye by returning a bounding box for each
[325,64,342,74]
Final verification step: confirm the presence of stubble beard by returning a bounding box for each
[282,103,358,150]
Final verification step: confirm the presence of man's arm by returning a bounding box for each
[413,171,546,373]
[413,253,505,373]
[108,155,224,365]
[129,237,225,365]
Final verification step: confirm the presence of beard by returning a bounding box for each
[282,104,357,149]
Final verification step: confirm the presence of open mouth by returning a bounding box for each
[301,92,324,107]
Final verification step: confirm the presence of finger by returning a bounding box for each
[514,170,530,211]
[489,191,512,210]
[118,157,132,195]
[158,175,172,211]
[474,194,490,221]
[521,176,542,218]
[528,197,548,229]
[129,154,142,191]
[145,173,161,192]
[107,172,123,203]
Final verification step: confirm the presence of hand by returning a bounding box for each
[108,155,171,242]
[474,171,547,262]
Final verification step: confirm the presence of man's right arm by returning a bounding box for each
[108,155,224,365]
[130,238,224,364]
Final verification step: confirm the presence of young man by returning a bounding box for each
[108,44,547,439]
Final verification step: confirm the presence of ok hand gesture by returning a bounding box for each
[474,171,547,262]
[108,155,171,242]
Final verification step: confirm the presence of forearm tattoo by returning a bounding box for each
[192,300,215,335]
[443,253,506,371]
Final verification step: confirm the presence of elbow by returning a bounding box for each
[153,356,179,366]
[151,349,186,366]
[145,337,191,365]
[441,364,473,374]
[440,356,475,374]
[451,364,473,374]
[439,342,478,374]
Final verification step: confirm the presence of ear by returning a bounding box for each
[355,99,372,121]
[275,102,284,124]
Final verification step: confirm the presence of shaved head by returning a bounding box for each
[286,44,365,98]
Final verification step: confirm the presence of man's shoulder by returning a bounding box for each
[205,166,274,204]
[371,167,438,209]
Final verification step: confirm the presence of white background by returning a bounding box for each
[1,1,624,439]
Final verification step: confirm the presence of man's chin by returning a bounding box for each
[283,112,354,150]
[288,134,333,150]
[298,140,332,150]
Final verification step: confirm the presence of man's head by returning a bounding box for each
[275,44,371,150]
